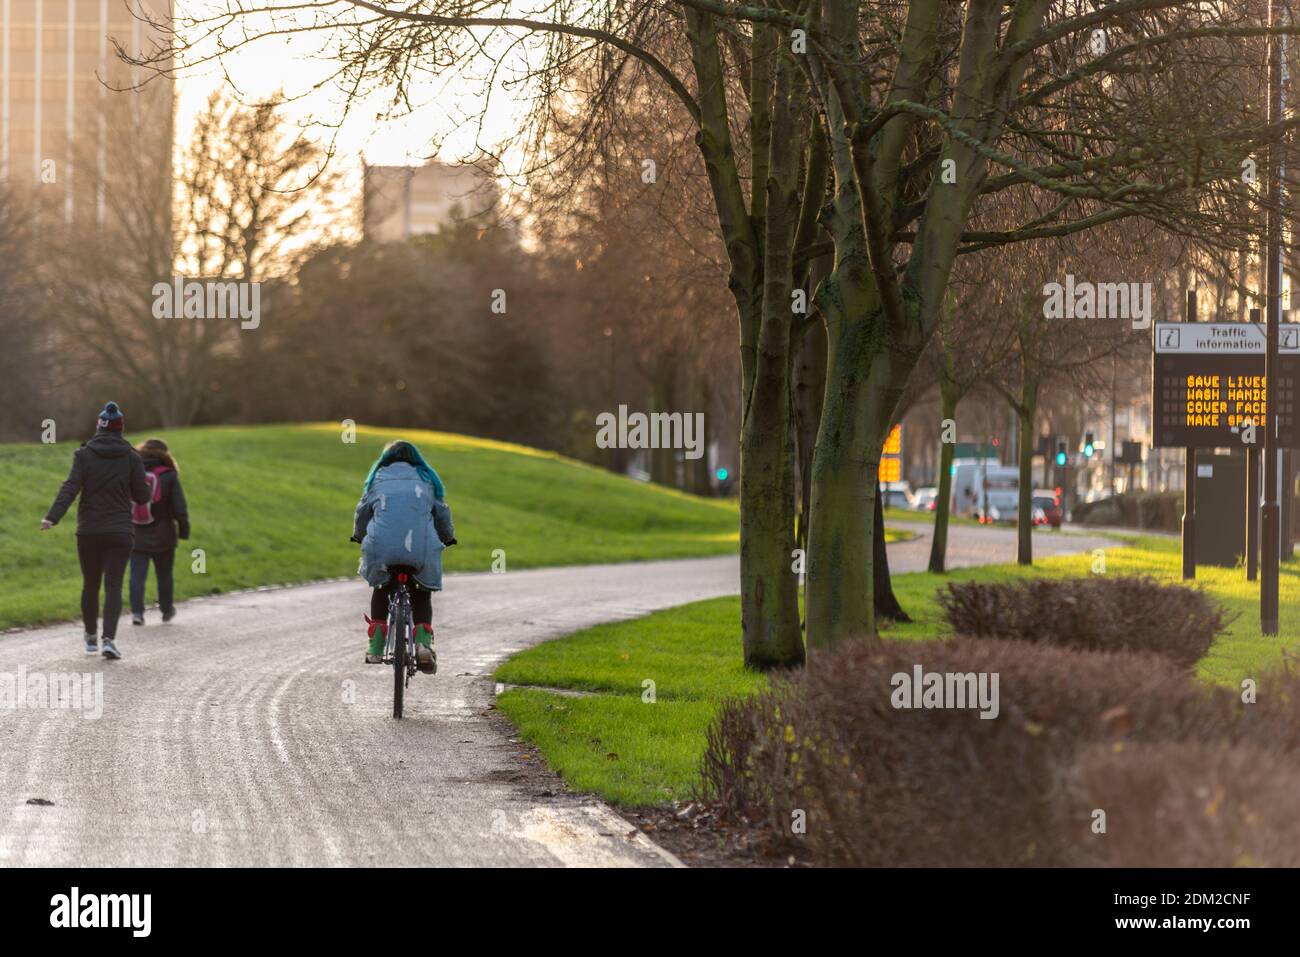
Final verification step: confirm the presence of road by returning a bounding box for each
[885,519,1121,570]
[0,522,1118,867]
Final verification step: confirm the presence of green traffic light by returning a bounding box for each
[715,467,729,481]
[1055,452,1067,466]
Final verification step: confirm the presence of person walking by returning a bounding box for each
[129,438,190,626]
[41,401,149,659]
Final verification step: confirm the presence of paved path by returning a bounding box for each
[885,520,1121,571]
[0,521,1119,867]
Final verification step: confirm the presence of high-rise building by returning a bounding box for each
[0,0,172,224]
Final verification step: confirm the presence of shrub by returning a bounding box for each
[1079,500,1122,526]
[701,637,1242,866]
[1135,491,1182,531]
[936,576,1229,669]
[1072,491,1181,531]
[1065,742,1300,867]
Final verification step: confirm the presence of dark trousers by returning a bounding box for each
[77,533,134,639]
[370,583,432,624]
[130,549,176,618]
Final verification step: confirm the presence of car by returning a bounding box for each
[881,482,915,510]
[980,501,1018,524]
[911,487,938,511]
[1031,489,1063,528]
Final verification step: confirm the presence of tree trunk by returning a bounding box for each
[650,356,678,487]
[1015,383,1038,566]
[873,482,910,621]
[689,370,713,495]
[805,304,898,649]
[928,385,959,573]
[739,363,803,668]
[793,313,827,553]
[686,10,801,669]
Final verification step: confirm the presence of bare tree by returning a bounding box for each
[0,190,58,440]
[920,286,1010,573]
[528,67,736,490]
[127,0,1300,664]
[46,92,338,426]
[978,227,1164,564]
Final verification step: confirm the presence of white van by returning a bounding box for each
[950,460,1020,522]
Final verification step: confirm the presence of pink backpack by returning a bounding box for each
[132,466,172,525]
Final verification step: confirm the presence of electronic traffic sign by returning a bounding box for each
[1152,322,1300,448]
[878,424,903,483]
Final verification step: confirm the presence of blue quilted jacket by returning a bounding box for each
[352,462,455,590]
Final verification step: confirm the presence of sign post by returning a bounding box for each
[1183,289,1195,580]
[1262,0,1285,635]
[1247,447,1259,581]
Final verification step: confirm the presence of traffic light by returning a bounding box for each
[1083,432,1095,458]
[1055,441,1067,467]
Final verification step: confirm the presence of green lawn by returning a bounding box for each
[495,534,1300,806]
[0,423,738,630]
[495,599,765,805]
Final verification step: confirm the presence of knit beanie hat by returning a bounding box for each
[96,401,125,433]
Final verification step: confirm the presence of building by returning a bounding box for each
[362,161,496,241]
[0,0,172,224]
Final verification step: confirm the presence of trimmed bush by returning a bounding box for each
[702,637,1241,866]
[1066,742,1300,867]
[701,638,1300,866]
[937,576,1229,669]
[1072,491,1181,531]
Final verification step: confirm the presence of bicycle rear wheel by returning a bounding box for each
[392,604,407,720]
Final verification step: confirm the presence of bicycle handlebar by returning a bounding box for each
[351,535,456,546]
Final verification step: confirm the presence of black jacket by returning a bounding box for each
[45,431,149,536]
[132,454,190,553]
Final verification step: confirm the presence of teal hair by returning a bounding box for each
[363,441,446,499]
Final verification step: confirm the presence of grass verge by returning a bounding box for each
[495,597,760,805]
[495,534,1300,806]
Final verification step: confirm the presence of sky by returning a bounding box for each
[169,1,534,192]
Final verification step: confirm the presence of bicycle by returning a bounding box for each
[383,565,419,720]
[352,537,456,720]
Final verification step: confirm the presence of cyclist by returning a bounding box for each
[351,441,455,673]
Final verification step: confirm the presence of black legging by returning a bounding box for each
[77,533,134,639]
[370,582,432,625]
